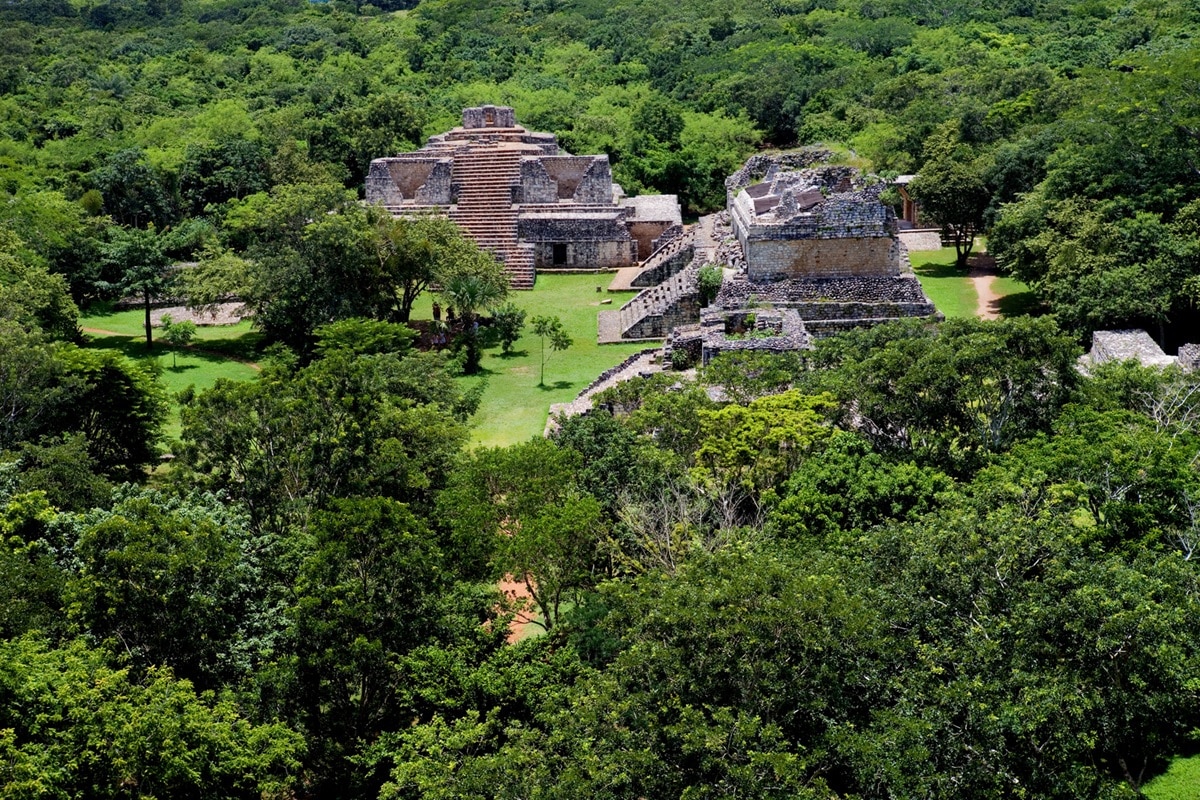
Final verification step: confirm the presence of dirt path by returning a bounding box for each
[497,574,540,643]
[968,254,1001,320]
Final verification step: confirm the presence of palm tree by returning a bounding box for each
[440,269,507,373]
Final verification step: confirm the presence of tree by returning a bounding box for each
[490,301,526,354]
[288,497,449,794]
[440,265,508,374]
[88,148,177,229]
[179,333,473,535]
[67,489,253,688]
[371,214,489,324]
[0,635,303,799]
[909,121,991,267]
[159,314,197,368]
[100,226,172,348]
[530,314,572,386]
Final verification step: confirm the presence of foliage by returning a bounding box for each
[178,333,473,535]
[530,314,572,386]
[697,262,723,307]
[0,635,304,799]
[909,121,991,267]
[490,301,526,355]
[159,313,196,367]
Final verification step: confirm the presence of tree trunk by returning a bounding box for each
[143,291,153,348]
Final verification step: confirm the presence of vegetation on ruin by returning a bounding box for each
[4,0,1200,796]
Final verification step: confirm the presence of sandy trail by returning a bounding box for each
[968,254,1001,320]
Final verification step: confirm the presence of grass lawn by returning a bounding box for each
[427,273,649,448]
[80,307,261,440]
[991,274,1043,317]
[910,247,979,319]
[1144,755,1200,800]
[81,275,653,447]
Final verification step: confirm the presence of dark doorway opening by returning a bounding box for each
[552,243,568,265]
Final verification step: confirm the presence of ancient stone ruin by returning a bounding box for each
[598,151,940,362]
[366,105,682,288]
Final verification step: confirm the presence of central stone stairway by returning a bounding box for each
[449,143,536,289]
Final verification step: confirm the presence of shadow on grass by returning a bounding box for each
[84,335,248,368]
[995,291,1045,317]
[167,364,200,373]
[496,349,529,359]
[196,331,267,362]
[537,380,574,392]
[913,261,966,279]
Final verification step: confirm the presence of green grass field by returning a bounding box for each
[80,307,261,440]
[81,276,652,448]
[427,274,649,448]
[910,247,979,319]
[1145,755,1200,800]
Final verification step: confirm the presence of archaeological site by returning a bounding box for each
[366,105,683,289]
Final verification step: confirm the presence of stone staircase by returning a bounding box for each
[449,144,536,289]
[625,227,697,289]
[611,262,703,340]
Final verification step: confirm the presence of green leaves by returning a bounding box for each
[530,314,572,386]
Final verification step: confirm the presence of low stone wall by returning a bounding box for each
[716,274,933,307]
[898,228,943,252]
[743,237,898,281]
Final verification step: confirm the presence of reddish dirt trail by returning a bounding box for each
[497,574,540,643]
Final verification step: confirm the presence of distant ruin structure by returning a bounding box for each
[365,105,681,288]
[598,151,940,357]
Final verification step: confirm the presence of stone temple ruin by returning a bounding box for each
[597,150,939,364]
[366,106,682,288]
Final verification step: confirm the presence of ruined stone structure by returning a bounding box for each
[1081,329,1185,372]
[365,106,681,288]
[600,152,939,352]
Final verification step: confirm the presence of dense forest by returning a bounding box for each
[3,0,1200,797]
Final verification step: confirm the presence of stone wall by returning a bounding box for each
[628,221,674,261]
[1179,343,1200,373]
[717,273,933,307]
[462,105,516,128]
[743,237,898,281]
[529,239,637,269]
[631,244,694,287]
[519,159,558,204]
[365,157,453,206]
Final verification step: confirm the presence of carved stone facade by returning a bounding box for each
[365,106,681,288]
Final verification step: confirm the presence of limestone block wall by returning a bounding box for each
[628,221,675,260]
[365,157,453,206]
[365,161,405,206]
[529,240,636,269]
[744,237,898,281]
[519,160,558,204]
[415,161,453,204]
[575,158,615,204]
[462,105,516,128]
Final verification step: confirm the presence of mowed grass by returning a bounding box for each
[80,307,261,440]
[411,273,650,447]
[1144,755,1200,800]
[992,273,1042,317]
[910,247,979,319]
[81,276,653,447]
